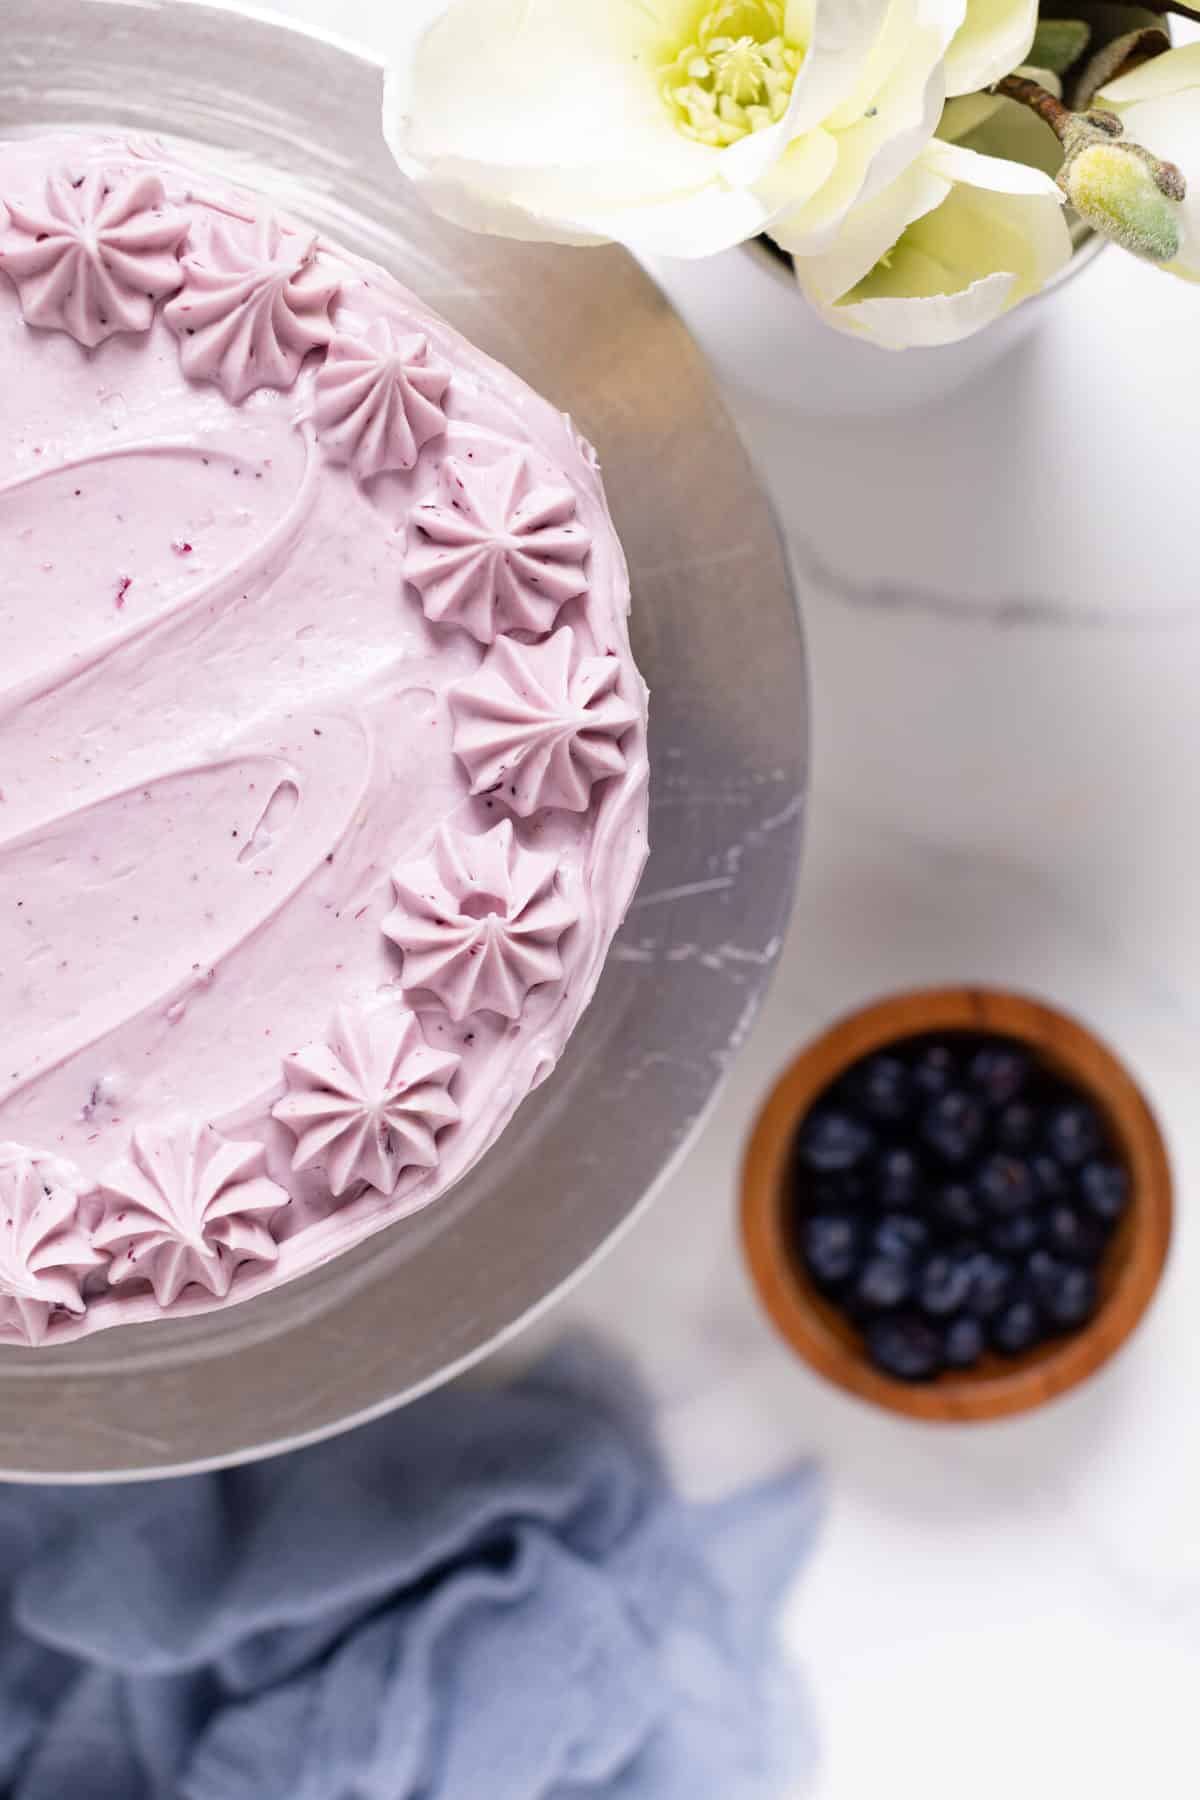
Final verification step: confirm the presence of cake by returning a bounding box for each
[0,133,649,1348]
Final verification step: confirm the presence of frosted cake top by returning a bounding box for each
[0,133,648,1347]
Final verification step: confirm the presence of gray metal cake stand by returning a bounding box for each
[0,0,807,1480]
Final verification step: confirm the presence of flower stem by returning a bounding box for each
[992,74,1077,142]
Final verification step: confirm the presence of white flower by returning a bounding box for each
[381,0,968,259]
[1100,45,1200,282]
[787,137,1072,348]
[943,0,1038,99]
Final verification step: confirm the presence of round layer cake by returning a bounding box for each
[0,133,649,1348]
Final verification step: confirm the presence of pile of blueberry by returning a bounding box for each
[794,1032,1129,1382]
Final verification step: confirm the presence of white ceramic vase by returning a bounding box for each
[642,235,1103,419]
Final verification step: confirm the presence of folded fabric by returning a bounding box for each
[0,1340,821,1800]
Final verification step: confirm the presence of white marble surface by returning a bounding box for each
[227,6,1200,1794]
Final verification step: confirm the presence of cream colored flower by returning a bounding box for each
[790,137,1072,347]
[1100,44,1200,281]
[382,0,969,259]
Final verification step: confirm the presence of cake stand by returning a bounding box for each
[0,0,807,1480]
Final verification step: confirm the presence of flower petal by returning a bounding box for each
[944,0,1038,98]
[927,138,1066,201]
[686,128,840,260]
[383,0,720,247]
[719,0,895,188]
[772,0,948,253]
[795,140,1071,346]
[791,150,951,301]
[832,268,1019,347]
[1100,39,1200,108]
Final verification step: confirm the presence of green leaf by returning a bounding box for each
[1029,20,1092,75]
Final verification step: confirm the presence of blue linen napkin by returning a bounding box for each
[0,1341,820,1800]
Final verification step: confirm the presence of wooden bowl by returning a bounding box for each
[740,987,1173,1423]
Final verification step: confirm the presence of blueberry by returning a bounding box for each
[1045,1101,1102,1168]
[961,1250,1016,1319]
[968,1043,1031,1108]
[932,1181,984,1233]
[1043,1263,1099,1330]
[1026,1248,1061,1298]
[797,1111,875,1176]
[853,1053,913,1123]
[854,1254,912,1311]
[976,1153,1036,1217]
[872,1212,931,1262]
[1028,1250,1098,1330]
[987,1211,1042,1254]
[874,1146,922,1209]
[996,1101,1037,1153]
[1030,1153,1069,1203]
[911,1043,957,1101]
[1079,1160,1129,1225]
[990,1294,1043,1355]
[1045,1202,1107,1263]
[866,1314,943,1382]
[801,1213,860,1286]
[918,1253,973,1316]
[795,1047,1115,1368]
[943,1314,985,1369]
[922,1090,987,1164]
[807,1176,868,1215]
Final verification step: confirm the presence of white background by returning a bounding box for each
[241,5,1200,1793]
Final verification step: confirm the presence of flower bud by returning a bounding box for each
[1061,137,1183,262]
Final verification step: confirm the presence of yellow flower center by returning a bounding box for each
[662,1,802,148]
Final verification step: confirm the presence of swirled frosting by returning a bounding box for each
[0,165,188,347]
[0,132,648,1346]
[315,317,451,480]
[0,1147,99,1346]
[449,629,641,817]
[404,450,593,643]
[274,1004,461,1197]
[165,214,338,401]
[384,822,577,1022]
[96,1120,289,1307]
